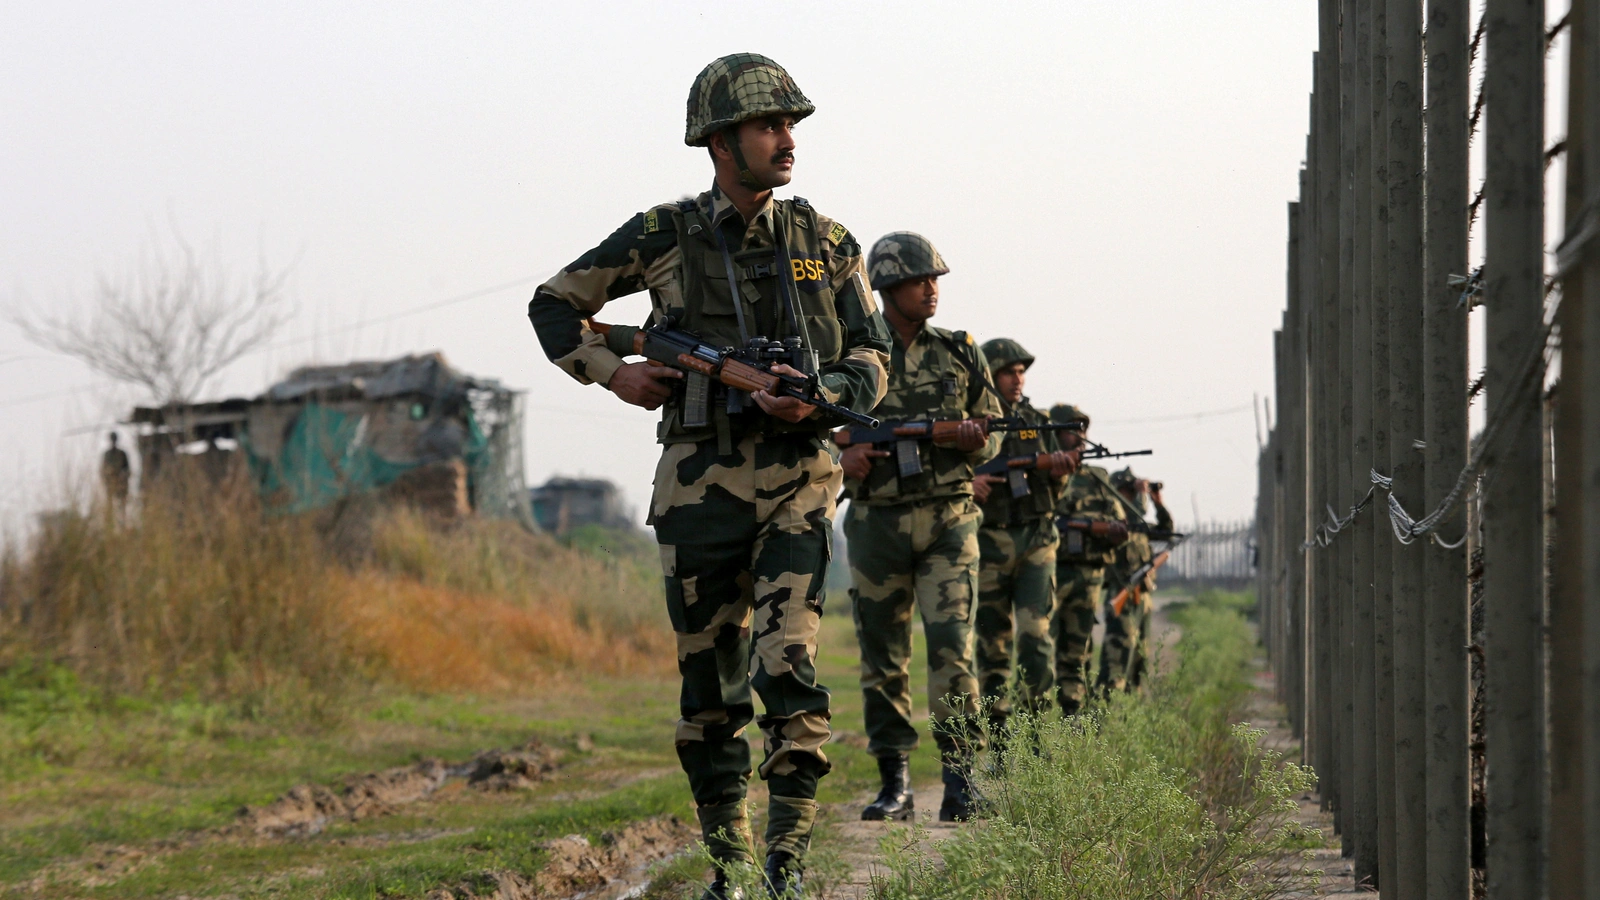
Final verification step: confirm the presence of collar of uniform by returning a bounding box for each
[702,182,776,237]
[891,320,935,351]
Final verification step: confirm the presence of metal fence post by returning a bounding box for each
[1316,0,1346,817]
[1422,1,1473,896]
[1369,3,1399,888]
[1562,3,1600,897]
[1386,1,1429,896]
[1481,0,1548,896]
[1349,0,1382,881]
[1551,3,1598,895]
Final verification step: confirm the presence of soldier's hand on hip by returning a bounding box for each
[953,419,987,453]
[971,473,1003,503]
[839,443,890,480]
[608,362,683,409]
[1046,450,1077,477]
[752,364,817,423]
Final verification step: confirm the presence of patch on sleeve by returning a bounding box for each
[643,209,662,234]
[827,222,848,244]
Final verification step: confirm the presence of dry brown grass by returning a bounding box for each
[0,471,671,707]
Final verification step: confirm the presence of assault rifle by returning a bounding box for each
[1077,437,1153,462]
[973,451,1072,499]
[832,418,1084,479]
[1107,532,1188,616]
[588,319,879,428]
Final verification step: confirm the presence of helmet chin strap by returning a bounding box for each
[722,128,765,191]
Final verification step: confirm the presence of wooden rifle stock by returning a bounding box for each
[588,318,777,392]
[830,420,968,448]
[974,452,1058,476]
[1109,549,1172,617]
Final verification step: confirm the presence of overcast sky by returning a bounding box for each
[0,1,1321,530]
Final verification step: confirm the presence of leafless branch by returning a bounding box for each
[9,222,293,406]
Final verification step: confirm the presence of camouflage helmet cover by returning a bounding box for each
[685,54,815,147]
[1110,467,1140,490]
[867,232,950,291]
[1049,403,1090,427]
[981,337,1035,373]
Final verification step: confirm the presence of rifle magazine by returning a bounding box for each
[895,440,923,478]
[683,373,711,429]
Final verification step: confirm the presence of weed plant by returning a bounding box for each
[871,591,1320,900]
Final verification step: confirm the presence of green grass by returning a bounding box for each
[0,592,944,898]
[868,589,1322,900]
[0,669,683,898]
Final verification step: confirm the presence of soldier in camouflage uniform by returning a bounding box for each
[839,232,1002,823]
[970,340,1074,732]
[1047,405,1134,714]
[526,54,891,898]
[1096,468,1173,694]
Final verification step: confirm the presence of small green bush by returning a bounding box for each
[871,593,1320,900]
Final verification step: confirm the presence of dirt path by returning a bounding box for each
[1238,666,1370,897]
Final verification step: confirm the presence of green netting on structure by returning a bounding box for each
[238,397,533,530]
[244,404,405,513]
[243,402,489,515]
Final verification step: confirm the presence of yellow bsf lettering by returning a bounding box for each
[791,258,824,282]
[1016,429,1039,440]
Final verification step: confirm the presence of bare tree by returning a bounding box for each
[11,223,293,406]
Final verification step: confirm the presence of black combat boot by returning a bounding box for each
[763,851,803,899]
[701,867,744,900]
[696,800,752,900]
[860,754,913,821]
[938,761,977,822]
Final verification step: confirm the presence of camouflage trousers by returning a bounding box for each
[975,521,1058,723]
[1051,562,1104,713]
[845,496,982,759]
[1096,574,1151,693]
[651,433,838,813]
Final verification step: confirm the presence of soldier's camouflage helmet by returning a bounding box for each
[1111,467,1140,490]
[1050,403,1090,427]
[981,338,1035,373]
[685,54,815,147]
[867,232,950,291]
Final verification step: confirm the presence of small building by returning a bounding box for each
[529,477,634,534]
[129,352,535,526]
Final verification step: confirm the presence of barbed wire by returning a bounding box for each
[1303,282,1559,553]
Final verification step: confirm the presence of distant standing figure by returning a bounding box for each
[101,432,130,517]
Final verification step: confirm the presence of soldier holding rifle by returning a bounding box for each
[969,339,1075,733]
[1097,468,1173,693]
[1047,405,1136,714]
[836,232,1000,823]
[526,54,891,899]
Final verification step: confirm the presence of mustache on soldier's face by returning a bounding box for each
[771,151,794,165]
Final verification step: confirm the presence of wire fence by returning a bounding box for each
[1163,519,1255,584]
[1253,2,1596,897]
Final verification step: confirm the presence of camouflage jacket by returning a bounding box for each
[527,182,891,444]
[976,396,1067,528]
[1055,464,1136,565]
[846,324,1003,506]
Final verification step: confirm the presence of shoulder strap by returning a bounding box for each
[935,329,1002,408]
